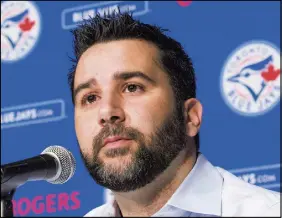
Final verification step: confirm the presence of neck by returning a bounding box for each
[113,148,197,217]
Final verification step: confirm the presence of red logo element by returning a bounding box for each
[18,17,35,32]
[177,0,192,7]
[12,191,80,216]
[261,65,280,82]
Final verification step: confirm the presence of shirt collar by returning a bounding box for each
[108,153,223,217]
[166,153,223,216]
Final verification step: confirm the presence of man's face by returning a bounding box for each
[74,39,190,191]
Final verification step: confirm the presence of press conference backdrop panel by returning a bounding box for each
[1,1,280,217]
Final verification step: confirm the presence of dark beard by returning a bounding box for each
[79,104,192,192]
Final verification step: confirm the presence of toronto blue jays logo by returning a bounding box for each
[221,41,280,116]
[1,1,41,62]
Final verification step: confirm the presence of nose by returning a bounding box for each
[98,94,125,126]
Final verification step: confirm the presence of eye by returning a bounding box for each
[124,84,144,93]
[81,94,97,105]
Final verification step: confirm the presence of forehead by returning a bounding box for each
[74,39,163,87]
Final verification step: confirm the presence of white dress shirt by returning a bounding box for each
[84,154,280,217]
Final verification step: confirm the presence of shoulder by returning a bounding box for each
[84,203,115,217]
[216,167,280,216]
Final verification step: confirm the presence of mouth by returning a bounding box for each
[103,136,132,148]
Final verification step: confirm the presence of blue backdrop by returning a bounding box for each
[1,1,280,217]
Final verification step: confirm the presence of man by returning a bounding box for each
[68,12,280,217]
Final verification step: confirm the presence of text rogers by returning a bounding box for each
[12,191,80,216]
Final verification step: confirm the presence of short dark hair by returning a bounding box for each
[68,12,200,151]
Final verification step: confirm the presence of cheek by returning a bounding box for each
[125,95,173,136]
[74,112,97,153]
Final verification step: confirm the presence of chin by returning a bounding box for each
[102,151,133,162]
[103,157,133,173]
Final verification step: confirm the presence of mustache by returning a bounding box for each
[92,124,145,152]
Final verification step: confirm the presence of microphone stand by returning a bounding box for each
[1,189,15,217]
[1,168,16,217]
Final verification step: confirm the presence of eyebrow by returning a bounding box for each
[73,71,156,102]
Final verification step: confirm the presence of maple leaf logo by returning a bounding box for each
[18,17,35,32]
[261,64,280,82]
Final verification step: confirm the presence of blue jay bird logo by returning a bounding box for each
[1,1,41,62]
[227,56,278,102]
[1,9,32,49]
[221,41,280,116]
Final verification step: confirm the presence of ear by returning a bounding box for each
[184,98,203,137]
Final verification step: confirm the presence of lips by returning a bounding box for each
[103,136,131,146]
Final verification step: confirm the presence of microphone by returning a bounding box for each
[1,146,76,197]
